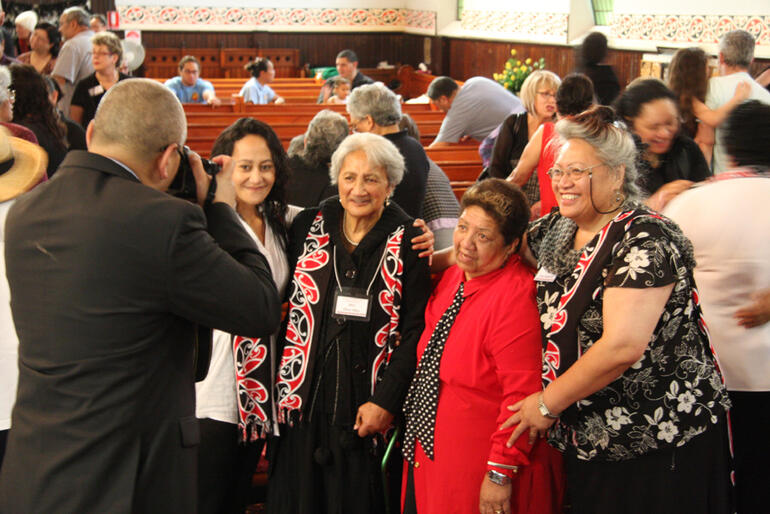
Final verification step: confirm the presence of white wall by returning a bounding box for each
[613,0,769,16]
[462,0,569,13]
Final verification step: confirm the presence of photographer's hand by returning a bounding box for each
[209,154,237,208]
[187,150,215,207]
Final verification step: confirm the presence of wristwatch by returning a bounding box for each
[487,470,511,486]
[538,392,559,420]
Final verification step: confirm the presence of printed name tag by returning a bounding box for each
[534,267,557,282]
[88,84,105,97]
[332,287,372,321]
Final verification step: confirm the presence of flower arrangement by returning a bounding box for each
[493,49,546,95]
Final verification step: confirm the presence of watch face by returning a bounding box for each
[487,470,509,485]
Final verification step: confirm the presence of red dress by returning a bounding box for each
[404,256,563,514]
[536,122,559,217]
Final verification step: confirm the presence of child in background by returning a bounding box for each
[326,76,350,104]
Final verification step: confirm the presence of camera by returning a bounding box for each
[168,145,220,202]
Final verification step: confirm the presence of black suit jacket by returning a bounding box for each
[0,151,281,513]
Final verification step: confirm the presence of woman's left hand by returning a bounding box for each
[354,402,394,437]
[500,392,556,448]
[410,218,435,264]
[479,475,511,514]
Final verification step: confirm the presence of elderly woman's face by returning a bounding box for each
[551,138,623,228]
[16,25,31,40]
[338,149,393,222]
[631,98,679,156]
[453,205,512,280]
[231,134,276,209]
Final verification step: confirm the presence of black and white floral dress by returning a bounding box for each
[528,207,730,463]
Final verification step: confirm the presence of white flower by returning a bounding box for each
[540,306,558,330]
[677,391,696,413]
[624,247,649,273]
[605,406,632,430]
[657,421,679,443]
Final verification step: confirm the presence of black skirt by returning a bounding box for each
[265,419,400,514]
[564,416,733,514]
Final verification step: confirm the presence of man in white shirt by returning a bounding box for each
[52,7,94,117]
[705,30,770,174]
[664,101,770,514]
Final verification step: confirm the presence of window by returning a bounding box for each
[592,0,613,26]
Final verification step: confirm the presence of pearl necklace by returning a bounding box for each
[342,213,360,247]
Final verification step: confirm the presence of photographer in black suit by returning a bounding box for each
[0,78,281,513]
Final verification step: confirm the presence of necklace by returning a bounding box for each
[342,213,359,247]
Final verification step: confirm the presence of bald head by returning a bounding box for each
[92,79,186,163]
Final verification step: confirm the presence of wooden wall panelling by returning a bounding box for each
[442,37,643,91]
[138,31,424,71]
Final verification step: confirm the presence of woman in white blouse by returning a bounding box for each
[195,118,299,514]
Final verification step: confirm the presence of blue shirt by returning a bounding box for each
[163,76,215,104]
[239,78,276,105]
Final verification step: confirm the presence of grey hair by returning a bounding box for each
[719,30,755,68]
[62,7,91,27]
[287,134,304,158]
[555,112,642,204]
[0,66,10,103]
[346,83,402,127]
[302,109,349,166]
[329,133,404,187]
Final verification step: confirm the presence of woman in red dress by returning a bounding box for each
[402,179,563,514]
[507,74,595,218]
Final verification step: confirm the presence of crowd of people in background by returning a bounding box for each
[0,2,766,512]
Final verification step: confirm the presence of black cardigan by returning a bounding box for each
[635,132,712,197]
[283,197,431,420]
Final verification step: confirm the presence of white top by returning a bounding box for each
[195,206,300,428]
[0,200,17,430]
[705,72,770,174]
[434,77,525,143]
[664,174,770,391]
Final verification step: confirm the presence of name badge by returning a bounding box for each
[88,84,105,97]
[534,267,557,282]
[332,287,372,321]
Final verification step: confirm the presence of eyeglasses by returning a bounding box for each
[537,91,556,99]
[546,163,605,181]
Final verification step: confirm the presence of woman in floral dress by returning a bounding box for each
[503,106,732,513]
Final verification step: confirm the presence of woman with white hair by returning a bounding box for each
[286,109,348,207]
[13,11,37,55]
[347,82,429,219]
[268,132,432,513]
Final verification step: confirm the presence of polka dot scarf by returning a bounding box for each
[402,282,465,463]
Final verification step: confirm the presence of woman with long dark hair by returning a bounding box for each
[667,47,749,162]
[11,64,67,177]
[195,117,294,514]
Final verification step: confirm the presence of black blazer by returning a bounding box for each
[0,151,281,513]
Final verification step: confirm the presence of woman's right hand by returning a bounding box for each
[479,474,512,514]
[732,81,751,103]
